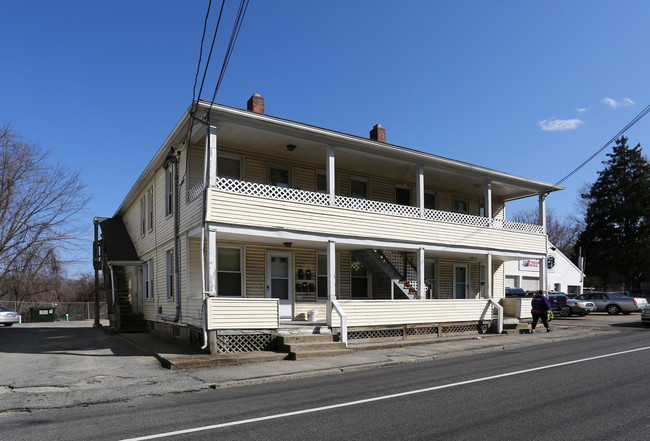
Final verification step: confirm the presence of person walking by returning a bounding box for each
[531,290,552,333]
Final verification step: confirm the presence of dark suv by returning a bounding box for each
[548,293,571,317]
[505,287,528,297]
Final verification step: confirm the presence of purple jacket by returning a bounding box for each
[531,294,551,313]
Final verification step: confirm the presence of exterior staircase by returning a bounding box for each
[351,249,421,299]
[275,334,349,360]
[107,267,148,333]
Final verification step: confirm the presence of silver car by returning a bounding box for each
[574,292,648,315]
[0,306,19,326]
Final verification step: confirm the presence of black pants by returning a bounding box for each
[531,311,549,330]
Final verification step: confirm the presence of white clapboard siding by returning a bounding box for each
[207,298,279,329]
[500,298,533,319]
[207,191,546,255]
[329,299,495,328]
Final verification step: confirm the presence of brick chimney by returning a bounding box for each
[369,124,386,143]
[247,93,264,114]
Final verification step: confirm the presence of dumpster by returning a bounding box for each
[30,308,55,322]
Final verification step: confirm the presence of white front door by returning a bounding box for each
[267,252,293,319]
[453,264,468,299]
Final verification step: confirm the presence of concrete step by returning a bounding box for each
[287,348,351,360]
[281,341,347,353]
[278,334,338,344]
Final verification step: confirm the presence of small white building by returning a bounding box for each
[505,244,583,295]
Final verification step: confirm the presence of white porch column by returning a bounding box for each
[417,247,425,299]
[326,240,336,324]
[327,146,336,206]
[486,253,493,298]
[539,192,547,235]
[417,166,425,218]
[539,256,547,291]
[207,124,218,187]
[485,182,493,225]
[207,225,217,296]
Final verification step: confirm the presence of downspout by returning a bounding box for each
[161,147,181,322]
[200,132,210,349]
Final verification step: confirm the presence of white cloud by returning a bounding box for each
[576,106,590,113]
[602,97,635,109]
[539,118,583,132]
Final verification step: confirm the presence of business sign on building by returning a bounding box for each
[519,254,556,272]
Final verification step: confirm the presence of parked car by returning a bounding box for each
[505,287,527,297]
[641,305,650,326]
[547,293,596,317]
[574,292,648,315]
[0,306,19,326]
[548,293,571,317]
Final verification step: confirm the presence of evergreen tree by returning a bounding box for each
[575,137,650,290]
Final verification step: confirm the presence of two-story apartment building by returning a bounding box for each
[95,94,561,354]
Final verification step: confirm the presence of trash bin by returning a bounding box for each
[30,308,55,322]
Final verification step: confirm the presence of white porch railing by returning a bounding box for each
[329,299,498,328]
[207,177,544,234]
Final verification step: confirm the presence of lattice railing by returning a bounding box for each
[335,195,421,218]
[494,219,544,234]
[188,181,204,202]
[207,177,543,235]
[423,208,491,227]
[216,177,330,205]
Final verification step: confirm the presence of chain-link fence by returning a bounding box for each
[0,301,108,322]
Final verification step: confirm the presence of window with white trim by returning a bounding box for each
[267,165,291,188]
[425,259,437,298]
[218,154,242,180]
[350,178,368,199]
[166,250,174,300]
[424,191,436,210]
[453,197,468,214]
[140,195,146,236]
[218,247,243,296]
[165,169,173,217]
[143,259,153,300]
[147,186,154,231]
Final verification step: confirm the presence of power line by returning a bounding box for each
[206,0,250,120]
[548,103,650,194]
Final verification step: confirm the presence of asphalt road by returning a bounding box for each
[4,326,649,441]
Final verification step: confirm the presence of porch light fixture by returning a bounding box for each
[286,144,296,152]
[283,242,293,248]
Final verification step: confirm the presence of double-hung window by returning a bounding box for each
[218,247,243,296]
[350,257,369,298]
[140,196,146,236]
[166,250,174,300]
[147,187,154,231]
[143,259,153,300]
[453,197,469,214]
[165,169,173,217]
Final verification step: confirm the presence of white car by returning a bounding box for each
[642,305,650,326]
[0,306,19,326]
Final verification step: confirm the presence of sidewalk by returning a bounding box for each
[119,325,612,388]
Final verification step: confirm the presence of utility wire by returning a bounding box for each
[547,103,650,194]
[206,0,250,120]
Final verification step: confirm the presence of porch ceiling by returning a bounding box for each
[212,114,557,202]
[190,227,531,262]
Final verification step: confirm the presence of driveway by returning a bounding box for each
[0,321,205,413]
[552,311,647,330]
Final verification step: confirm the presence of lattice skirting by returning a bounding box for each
[214,333,274,353]
[346,322,489,341]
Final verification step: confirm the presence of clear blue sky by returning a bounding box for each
[2,1,649,276]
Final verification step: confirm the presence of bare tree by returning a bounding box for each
[0,123,90,301]
[511,207,582,258]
